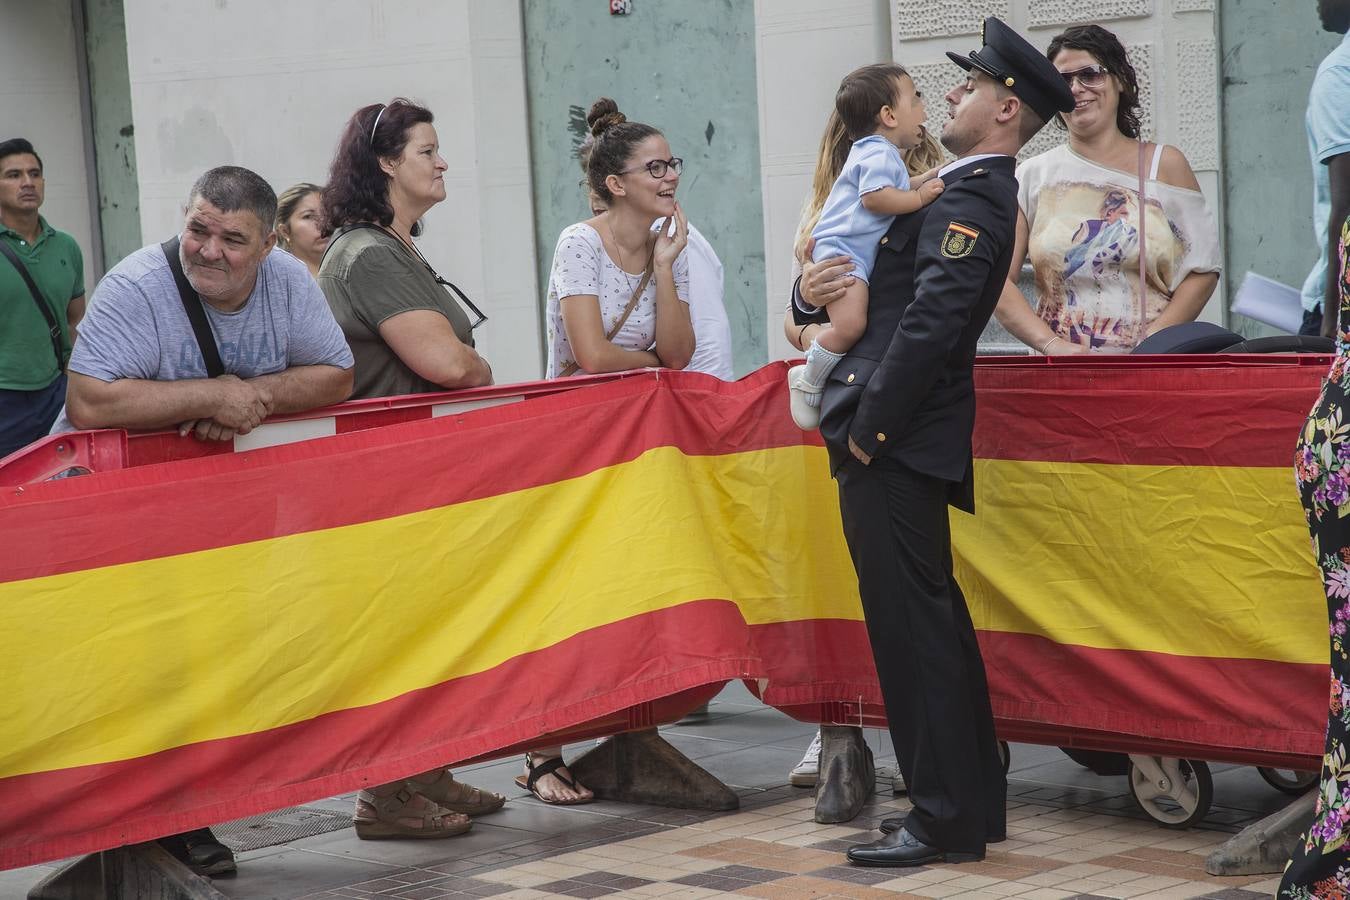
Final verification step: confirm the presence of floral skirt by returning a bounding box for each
[1283,377,1350,897]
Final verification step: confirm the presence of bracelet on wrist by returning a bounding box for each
[1041,336,1062,354]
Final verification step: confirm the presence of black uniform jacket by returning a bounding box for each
[793,155,1019,512]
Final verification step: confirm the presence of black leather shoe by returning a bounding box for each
[878,816,1005,844]
[846,827,982,868]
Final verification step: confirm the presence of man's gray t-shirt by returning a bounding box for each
[52,242,353,432]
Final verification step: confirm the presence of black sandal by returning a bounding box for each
[513,754,594,806]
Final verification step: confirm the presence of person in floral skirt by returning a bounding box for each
[1286,215,1350,897]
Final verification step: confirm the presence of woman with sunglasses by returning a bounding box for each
[319,98,492,400]
[316,98,503,840]
[994,25,1220,354]
[543,97,694,378]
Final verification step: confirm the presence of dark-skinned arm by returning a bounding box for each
[1323,153,1350,337]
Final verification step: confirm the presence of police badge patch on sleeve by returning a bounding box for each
[940,222,980,259]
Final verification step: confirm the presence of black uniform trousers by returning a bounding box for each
[835,455,1006,854]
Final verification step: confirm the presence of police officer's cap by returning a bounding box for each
[945,17,1076,123]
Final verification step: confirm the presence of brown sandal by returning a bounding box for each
[352,788,472,840]
[513,754,594,806]
[410,770,506,816]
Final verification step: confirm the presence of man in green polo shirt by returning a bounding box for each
[0,137,86,458]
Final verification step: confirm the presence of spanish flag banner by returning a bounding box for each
[0,359,1330,868]
[953,358,1329,766]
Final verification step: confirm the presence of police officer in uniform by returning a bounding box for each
[791,19,1075,868]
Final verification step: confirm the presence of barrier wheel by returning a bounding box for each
[1257,767,1318,796]
[998,741,1010,775]
[1127,755,1212,828]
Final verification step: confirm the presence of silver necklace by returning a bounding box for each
[605,216,643,298]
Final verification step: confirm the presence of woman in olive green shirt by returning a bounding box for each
[317,98,499,841]
[320,99,491,402]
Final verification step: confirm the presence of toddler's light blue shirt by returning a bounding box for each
[810,135,910,283]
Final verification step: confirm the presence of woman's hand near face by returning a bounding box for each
[653,201,689,271]
[650,204,695,370]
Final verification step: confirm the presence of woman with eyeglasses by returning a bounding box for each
[577,132,735,380]
[543,97,694,378]
[316,98,503,841]
[510,99,694,808]
[994,25,1220,354]
[319,98,492,400]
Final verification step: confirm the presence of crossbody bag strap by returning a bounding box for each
[160,237,225,378]
[0,240,66,370]
[558,249,656,378]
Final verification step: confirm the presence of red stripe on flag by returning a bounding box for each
[0,368,820,584]
[0,605,1328,869]
[749,620,1326,765]
[0,600,757,870]
[973,362,1324,467]
[983,630,1326,762]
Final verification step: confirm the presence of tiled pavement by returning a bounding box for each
[2,683,1298,899]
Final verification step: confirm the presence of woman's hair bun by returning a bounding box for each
[587,97,627,137]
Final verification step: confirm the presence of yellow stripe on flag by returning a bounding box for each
[954,458,1325,666]
[0,447,1327,781]
[0,445,854,779]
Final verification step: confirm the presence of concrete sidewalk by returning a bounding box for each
[2,683,1296,899]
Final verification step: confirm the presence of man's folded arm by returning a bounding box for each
[247,364,354,416]
[65,372,231,431]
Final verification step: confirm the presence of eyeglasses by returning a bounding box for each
[326,223,490,331]
[618,157,683,179]
[434,274,489,331]
[1058,65,1110,89]
[393,228,489,331]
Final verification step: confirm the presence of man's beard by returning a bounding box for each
[184,262,236,299]
[181,246,237,300]
[940,124,969,158]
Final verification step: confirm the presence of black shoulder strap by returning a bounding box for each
[317,222,380,269]
[0,239,66,370]
[160,237,225,378]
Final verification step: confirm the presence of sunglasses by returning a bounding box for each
[1058,64,1110,89]
[618,157,683,179]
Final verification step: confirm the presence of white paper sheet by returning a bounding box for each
[1230,271,1305,334]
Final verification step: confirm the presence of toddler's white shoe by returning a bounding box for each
[787,365,821,430]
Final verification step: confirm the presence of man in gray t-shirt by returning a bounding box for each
[55,166,352,876]
[59,166,352,443]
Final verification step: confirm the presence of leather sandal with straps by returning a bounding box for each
[352,787,472,840]
[514,754,594,806]
[407,769,505,816]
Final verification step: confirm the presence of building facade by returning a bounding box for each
[1,0,1333,381]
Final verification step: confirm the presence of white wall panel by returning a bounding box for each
[0,2,96,294]
[123,0,541,382]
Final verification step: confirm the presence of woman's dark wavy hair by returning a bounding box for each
[584,97,661,205]
[1046,25,1141,139]
[321,98,434,237]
